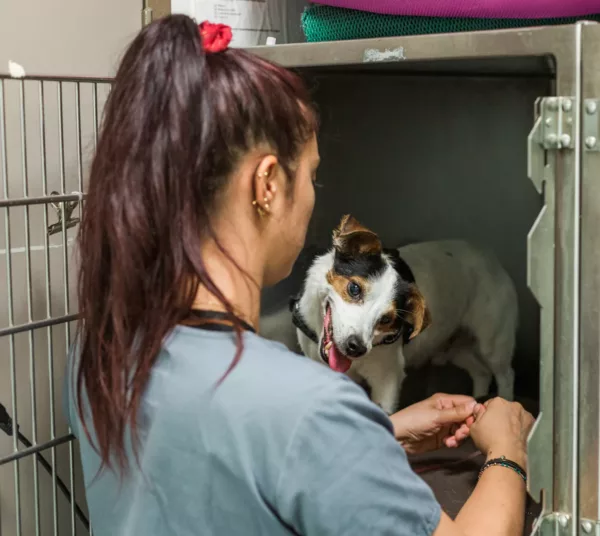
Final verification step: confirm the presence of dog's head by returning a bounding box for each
[319,215,431,373]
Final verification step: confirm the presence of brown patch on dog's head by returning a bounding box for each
[326,270,370,304]
[375,306,398,334]
[404,284,432,339]
[332,215,382,257]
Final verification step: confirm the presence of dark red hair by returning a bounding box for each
[76,14,316,473]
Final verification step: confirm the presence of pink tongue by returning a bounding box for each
[328,343,352,373]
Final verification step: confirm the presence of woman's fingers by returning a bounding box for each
[443,422,472,449]
[435,394,477,410]
[455,424,470,440]
[444,436,459,448]
[473,403,487,419]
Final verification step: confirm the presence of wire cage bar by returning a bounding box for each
[0,73,111,536]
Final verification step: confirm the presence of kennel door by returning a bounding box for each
[578,22,600,536]
[251,23,584,535]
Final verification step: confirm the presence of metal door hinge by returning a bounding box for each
[537,97,576,150]
[583,99,600,151]
[142,0,153,27]
[533,514,600,535]
[533,513,572,535]
[580,518,600,535]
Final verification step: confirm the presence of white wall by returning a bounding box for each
[0,2,140,535]
[0,0,140,77]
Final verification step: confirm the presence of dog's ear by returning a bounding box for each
[405,284,431,339]
[332,214,382,256]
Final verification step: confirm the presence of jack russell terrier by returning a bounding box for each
[260,215,518,414]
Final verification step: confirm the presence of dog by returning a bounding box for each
[260,215,518,414]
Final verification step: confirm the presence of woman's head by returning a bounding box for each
[76,15,318,472]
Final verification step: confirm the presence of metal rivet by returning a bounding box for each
[586,100,598,115]
[546,133,558,146]
[545,117,552,126]
[547,98,559,111]
[582,520,593,533]
[562,99,572,112]
[560,134,571,147]
[586,136,597,149]
[558,514,568,528]
[566,117,573,125]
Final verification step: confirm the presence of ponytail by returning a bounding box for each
[76,14,317,474]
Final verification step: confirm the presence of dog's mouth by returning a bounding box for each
[320,303,352,374]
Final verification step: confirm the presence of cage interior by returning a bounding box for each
[262,55,554,407]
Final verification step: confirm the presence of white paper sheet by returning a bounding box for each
[173,0,283,47]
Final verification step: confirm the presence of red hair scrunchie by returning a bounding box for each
[199,21,232,53]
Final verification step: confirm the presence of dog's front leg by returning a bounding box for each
[359,348,404,415]
[371,377,400,415]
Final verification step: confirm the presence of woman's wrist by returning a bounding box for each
[485,445,527,471]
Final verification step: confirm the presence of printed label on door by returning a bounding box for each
[191,0,282,47]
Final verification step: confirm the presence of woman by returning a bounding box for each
[65,15,534,536]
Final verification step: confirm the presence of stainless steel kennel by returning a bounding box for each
[1,21,600,536]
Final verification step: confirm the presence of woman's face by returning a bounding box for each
[263,133,320,287]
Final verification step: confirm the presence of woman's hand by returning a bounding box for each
[389,393,477,455]
[469,398,535,468]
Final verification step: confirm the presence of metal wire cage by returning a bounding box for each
[0,74,112,536]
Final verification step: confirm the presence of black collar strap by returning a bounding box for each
[381,330,404,346]
[289,297,319,344]
[188,309,256,334]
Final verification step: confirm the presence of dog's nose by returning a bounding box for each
[345,336,367,358]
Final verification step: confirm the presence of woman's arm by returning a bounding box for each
[434,456,526,536]
[433,400,533,536]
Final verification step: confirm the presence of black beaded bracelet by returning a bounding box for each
[478,455,527,483]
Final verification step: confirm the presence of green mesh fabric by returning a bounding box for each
[301,4,600,42]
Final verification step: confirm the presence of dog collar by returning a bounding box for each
[289,297,319,344]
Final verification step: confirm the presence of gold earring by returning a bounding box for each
[252,199,268,217]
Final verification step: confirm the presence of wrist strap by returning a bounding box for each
[478,455,527,483]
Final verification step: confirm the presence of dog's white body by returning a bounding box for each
[261,240,518,414]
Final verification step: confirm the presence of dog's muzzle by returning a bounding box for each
[344,335,368,358]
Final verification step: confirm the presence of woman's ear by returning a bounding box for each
[252,155,279,217]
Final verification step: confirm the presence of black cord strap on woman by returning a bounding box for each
[478,455,527,483]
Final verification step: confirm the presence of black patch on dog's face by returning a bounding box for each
[383,248,416,338]
[384,248,415,284]
[390,280,414,336]
[383,249,431,342]
[332,251,386,279]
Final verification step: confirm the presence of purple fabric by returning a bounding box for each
[310,0,600,19]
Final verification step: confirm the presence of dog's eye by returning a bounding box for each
[347,281,362,298]
[379,314,393,325]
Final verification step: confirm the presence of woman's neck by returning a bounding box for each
[191,238,263,330]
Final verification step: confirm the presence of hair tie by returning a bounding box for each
[199,21,232,54]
